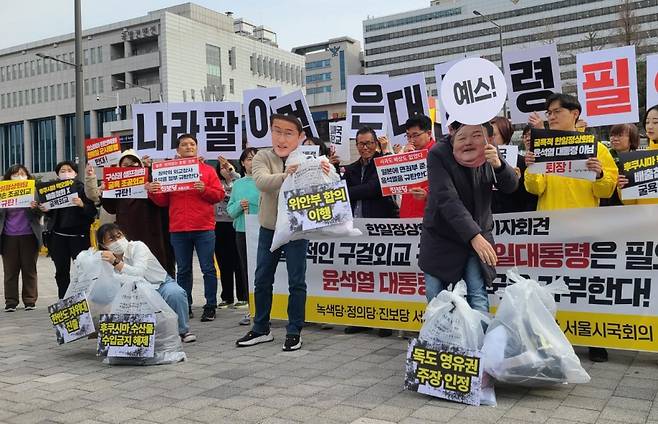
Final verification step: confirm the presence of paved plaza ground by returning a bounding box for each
[0,257,657,424]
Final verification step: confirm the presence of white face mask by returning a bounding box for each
[59,172,76,180]
[10,175,28,180]
[107,238,129,255]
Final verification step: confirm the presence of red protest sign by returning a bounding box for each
[102,167,149,199]
[374,150,428,196]
[86,136,121,167]
[151,158,200,192]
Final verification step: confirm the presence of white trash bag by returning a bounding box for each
[65,249,122,321]
[105,279,186,365]
[419,282,496,406]
[270,150,361,251]
[481,270,590,386]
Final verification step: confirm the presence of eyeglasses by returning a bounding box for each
[272,128,298,139]
[104,232,123,243]
[405,131,427,141]
[545,108,566,117]
[356,141,376,148]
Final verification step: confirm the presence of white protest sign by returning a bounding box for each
[132,101,242,159]
[102,167,149,199]
[385,73,430,146]
[347,75,389,139]
[329,120,350,162]
[498,145,519,168]
[151,158,200,192]
[576,45,639,127]
[647,54,658,110]
[441,58,507,125]
[270,90,318,138]
[243,87,282,148]
[503,44,562,124]
[373,150,428,196]
[435,56,479,134]
[0,180,35,209]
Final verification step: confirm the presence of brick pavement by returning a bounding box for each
[0,256,657,424]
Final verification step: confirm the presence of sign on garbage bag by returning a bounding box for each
[97,313,156,358]
[284,179,352,232]
[405,338,483,406]
[48,292,95,344]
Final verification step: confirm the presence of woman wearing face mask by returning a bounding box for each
[0,165,43,312]
[40,161,97,299]
[96,223,196,343]
[419,122,518,313]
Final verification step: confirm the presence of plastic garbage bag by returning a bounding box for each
[481,270,590,386]
[418,282,496,405]
[65,249,121,321]
[270,150,361,251]
[105,279,186,366]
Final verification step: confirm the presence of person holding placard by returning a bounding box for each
[526,93,617,363]
[601,124,640,206]
[236,114,331,351]
[1,165,42,312]
[147,134,225,323]
[41,161,97,299]
[399,115,435,218]
[419,122,518,313]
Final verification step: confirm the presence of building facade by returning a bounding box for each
[292,37,363,121]
[363,0,658,100]
[0,3,305,173]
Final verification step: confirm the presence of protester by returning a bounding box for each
[491,121,538,213]
[101,150,176,278]
[526,93,617,362]
[400,115,436,218]
[1,165,42,312]
[236,114,331,351]
[342,126,399,337]
[227,147,260,326]
[147,134,225,323]
[96,223,196,343]
[419,122,518,313]
[617,105,658,205]
[214,155,246,309]
[601,124,640,206]
[41,161,97,299]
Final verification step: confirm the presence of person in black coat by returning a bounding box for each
[343,127,399,219]
[40,161,97,299]
[419,122,518,313]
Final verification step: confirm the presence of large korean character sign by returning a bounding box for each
[346,75,388,139]
[385,73,430,146]
[270,90,318,139]
[243,87,282,148]
[503,44,562,124]
[576,46,639,127]
[434,57,478,135]
[647,54,658,110]
[132,102,242,159]
[440,58,507,125]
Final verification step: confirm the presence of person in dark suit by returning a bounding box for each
[419,122,518,313]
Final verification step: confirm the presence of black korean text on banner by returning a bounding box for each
[434,57,479,135]
[151,158,200,193]
[528,129,597,181]
[269,90,319,139]
[48,292,95,344]
[503,44,562,125]
[374,150,428,196]
[576,45,639,127]
[102,167,149,199]
[86,136,122,167]
[132,102,242,160]
[346,75,388,139]
[647,54,658,111]
[620,150,658,200]
[0,179,35,209]
[385,73,430,146]
[97,313,156,358]
[243,87,282,148]
[405,338,483,406]
[37,179,78,210]
[284,180,352,232]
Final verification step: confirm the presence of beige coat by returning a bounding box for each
[252,148,287,230]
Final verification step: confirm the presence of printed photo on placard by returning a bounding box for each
[0,179,35,208]
[374,150,428,196]
[48,292,95,345]
[37,180,78,209]
[86,136,122,167]
[102,167,149,199]
[284,180,352,232]
[527,129,597,181]
[97,313,156,358]
[151,158,200,192]
[620,150,658,200]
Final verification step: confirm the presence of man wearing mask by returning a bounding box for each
[147,134,224,323]
[526,93,617,362]
[400,115,435,218]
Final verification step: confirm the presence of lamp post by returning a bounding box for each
[473,9,507,118]
[116,79,153,103]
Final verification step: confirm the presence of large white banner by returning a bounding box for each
[329,120,350,162]
[385,73,430,146]
[132,102,242,159]
[346,75,389,139]
[270,90,318,139]
[243,87,282,148]
[576,46,639,127]
[503,44,562,125]
[247,205,658,352]
[647,54,658,110]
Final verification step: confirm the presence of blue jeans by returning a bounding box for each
[157,275,190,335]
[424,253,490,314]
[252,227,308,336]
[169,230,217,309]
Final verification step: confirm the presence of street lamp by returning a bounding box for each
[473,9,507,118]
[115,79,153,103]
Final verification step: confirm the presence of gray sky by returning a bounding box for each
[1,0,431,51]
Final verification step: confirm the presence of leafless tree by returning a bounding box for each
[617,0,644,47]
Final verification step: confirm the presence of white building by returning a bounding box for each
[292,37,363,121]
[0,3,305,173]
[363,0,658,98]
